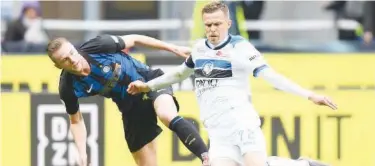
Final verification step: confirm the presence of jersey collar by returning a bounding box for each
[205,35,232,50]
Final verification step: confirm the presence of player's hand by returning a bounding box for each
[308,94,338,110]
[171,45,191,58]
[127,80,151,95]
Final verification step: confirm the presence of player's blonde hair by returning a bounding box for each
[201,1,230,18]
[46,37,68,63]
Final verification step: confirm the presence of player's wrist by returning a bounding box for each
[307,92,317,100]
[145,82,154,92]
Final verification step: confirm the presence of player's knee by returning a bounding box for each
[69,111,82,124]
[132,141,157,166]
[153,94,178,124]
[211,158,239,166]
[243,151,267,166]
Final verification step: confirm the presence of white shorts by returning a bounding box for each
[208,126,267,165]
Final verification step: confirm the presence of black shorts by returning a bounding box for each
[115,69,179,153]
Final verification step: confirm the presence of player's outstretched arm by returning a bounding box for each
[121,34,191,58]
[240,40,338,110]
[69,111,88,166]
[59,72,88,166]
[257,67,338,110]
[127,63,194,94]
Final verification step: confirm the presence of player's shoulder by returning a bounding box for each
[229,35,253,48]
[80,35,107,48]
[79,34,124,54]
[229,35,247,46]
[230,35,259,54]
[58,70,74,92]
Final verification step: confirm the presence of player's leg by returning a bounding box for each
[209,139,242,166]
[131,138,158,166]
[267,156,330,166]
[238,127,268,166]
[238,126,329,166]
[243,152,267,166]
[152,93,209,164]
[211,158,239,166]
[117,98,162,166]
[145,68,209,164]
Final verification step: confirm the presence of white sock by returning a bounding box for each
[267,156,309,166]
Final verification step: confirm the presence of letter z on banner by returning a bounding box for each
[31,94,104,166]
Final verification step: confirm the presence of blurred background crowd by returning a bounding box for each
[1,0,375,54]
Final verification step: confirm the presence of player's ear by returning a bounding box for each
[227,19,232,29]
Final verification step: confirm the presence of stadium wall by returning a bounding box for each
[1,54,375,166]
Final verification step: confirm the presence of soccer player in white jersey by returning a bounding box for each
[127,1,337,166]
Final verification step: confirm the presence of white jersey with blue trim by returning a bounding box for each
[187,35,268,131]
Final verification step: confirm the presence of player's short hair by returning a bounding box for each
[201,1,229,17]
[46,37,68,62]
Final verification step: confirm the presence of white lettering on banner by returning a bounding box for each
[52,143,67,165]
[51,117,67,141]
[37,104,99,166]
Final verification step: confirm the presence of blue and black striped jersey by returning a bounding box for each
[59,35,150,114]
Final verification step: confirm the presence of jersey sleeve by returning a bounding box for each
[59,71,80,115]
[79,34,126,54]
[237,41,269,77]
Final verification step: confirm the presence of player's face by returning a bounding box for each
[203,10,231,45]
[52,42,86,75]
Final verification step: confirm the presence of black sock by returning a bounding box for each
[169,116,208,161]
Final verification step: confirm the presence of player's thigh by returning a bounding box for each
[142,68,180,126]
[237,127,267,166]
[211,158,239,166]
[131,137,158,166]
[117,98,162,155]
[209,140,242,166]
[243,152,267,166]
[153,93,179,126]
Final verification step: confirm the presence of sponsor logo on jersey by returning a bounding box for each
[249,54,259,61]
[202,61,214,76]
[195,79,219,96]
[102,65,111,73]
[216,50,228,57]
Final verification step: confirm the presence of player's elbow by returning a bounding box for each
[69,111,83,124]
[121,35,138,48]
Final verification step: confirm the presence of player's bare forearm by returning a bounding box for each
[121,34,176,51]
[69,111,88,165]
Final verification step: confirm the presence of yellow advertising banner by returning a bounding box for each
[1,93,31,166]
[102,54,375,166]
[1,54,374,92]
[104,91,375,166]
[2,91,374,166]
[1,54,374,166]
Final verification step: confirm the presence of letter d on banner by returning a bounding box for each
[30,94,104,166]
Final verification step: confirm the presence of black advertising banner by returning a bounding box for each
[31,94,104,166]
